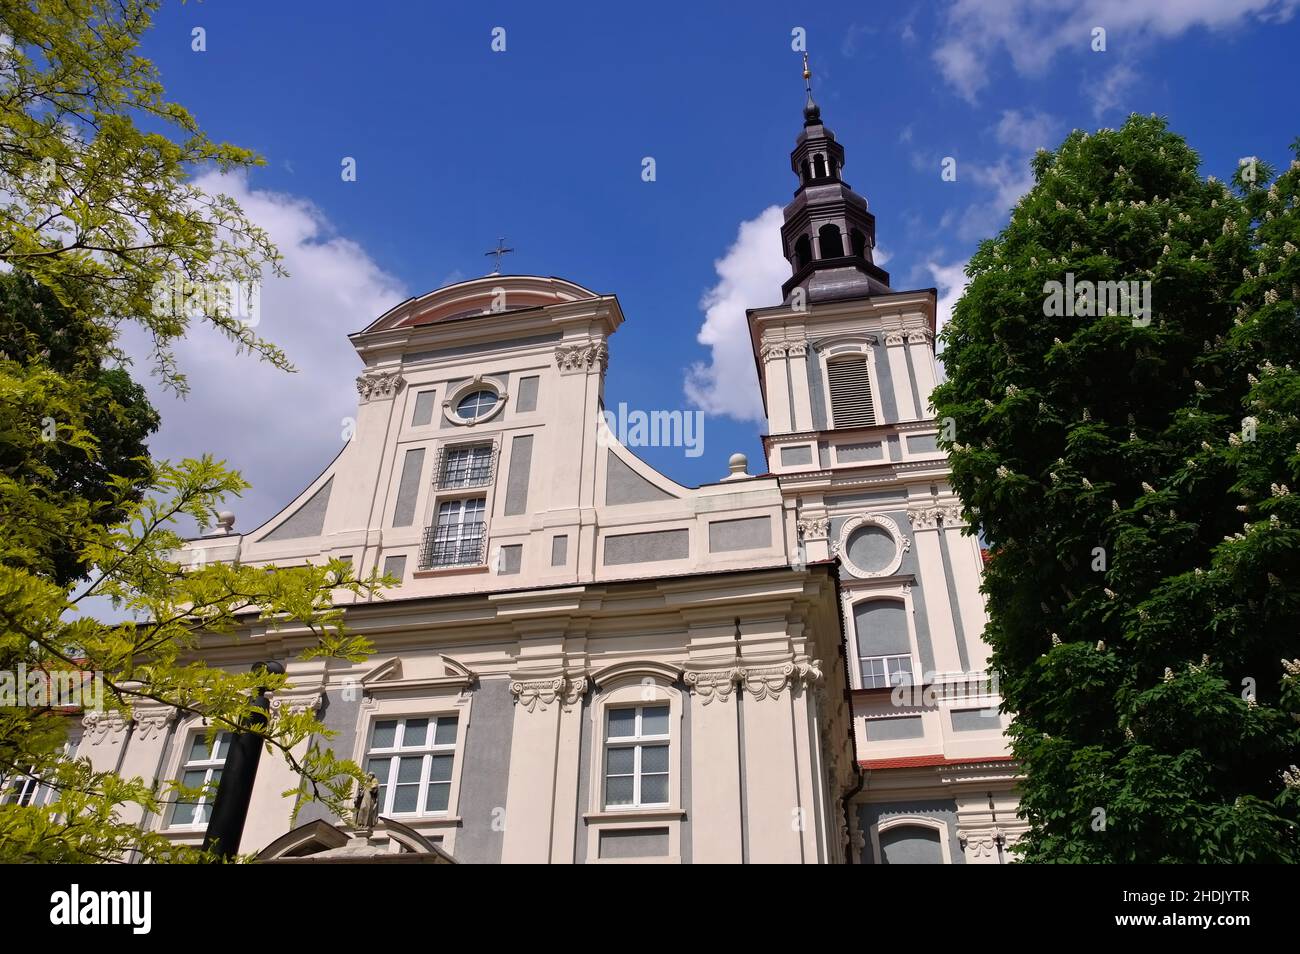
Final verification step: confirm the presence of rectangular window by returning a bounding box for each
[438,443,495,489]
[420,497,486,567]
[603,705,670,809]
[859,653,914,690]
[1,767,42,806]
[169,731,233,827]
[365,716,459,816]
[827,355,875,427]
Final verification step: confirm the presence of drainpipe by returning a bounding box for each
[842,767,866,864]
[827,559,866,864]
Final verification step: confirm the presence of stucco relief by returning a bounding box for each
[81,709,130,745]
[554,342,608,374]
[511,674,588,712]
[355,369,405,402]
[833,512,910,579]
[797,516,830,540]
[131,704,177,742]
[683,667,742,705]
[906,504,965,531]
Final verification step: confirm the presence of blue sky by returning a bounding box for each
[131,0,1300,530]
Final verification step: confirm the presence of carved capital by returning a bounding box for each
[957,827,1004,859]
[683,667,742,705]
[906,506,943,531]
[355,369,405,403]
[760,342,788,362]
[939,504,966,527]
[511,674,588,713]
[883,331,907,347]
[797,516,830,540]
[742,662,797,701]
[270,692,323,718]
[907,505,963,531]
[554,342,608,374]
[786,341,809,358]
[131,704,177,742]
[906,329,934,345]
[561,676,588,711]
[81,709,130,745]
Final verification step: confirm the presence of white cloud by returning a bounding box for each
[927,258,970,340]
[934,0,1298,103]
[994,109,1058,153]
[120,170,409,534]
[1088,62,1140,118]
[684,206,788,423]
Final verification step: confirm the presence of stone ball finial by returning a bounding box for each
[723,453,750,481]
[217,511,236,531]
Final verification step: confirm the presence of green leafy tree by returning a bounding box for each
[0,1,381,862]
[0,268,160,585]
[934,115,1300,863]
[0,0,289,387]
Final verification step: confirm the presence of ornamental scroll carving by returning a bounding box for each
[81,709,130,746]
[554,343,608,374]
[685,659,822,704]
[132,705,177,742]
[355,370,405,402]
[511,674,588,712]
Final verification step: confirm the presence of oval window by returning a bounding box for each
[455,389,498,420]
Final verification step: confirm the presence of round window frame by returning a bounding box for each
[834,513,909,579]
[442,378,508,427]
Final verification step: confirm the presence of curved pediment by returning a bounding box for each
[362,275,599,334]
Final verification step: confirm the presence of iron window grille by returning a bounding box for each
[419,497,487,569]
[434,442,497,490]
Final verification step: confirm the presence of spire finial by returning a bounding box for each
[801,52,821,125]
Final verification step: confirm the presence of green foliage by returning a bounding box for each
[0,0,289,388]
[0,268,160,584]
[0,1,383,862]
[934,116,1300,862]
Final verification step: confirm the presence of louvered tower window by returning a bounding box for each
[827,356,875,427]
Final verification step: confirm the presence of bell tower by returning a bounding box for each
[780,55,891,305]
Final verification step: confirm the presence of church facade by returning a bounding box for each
[66,90,1022,863]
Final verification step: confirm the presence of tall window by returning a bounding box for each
[854,599,914,689]
[421,497,486,567]
[1,767,41,806]
[170,731,233,827]
[604,705,669,809]
[365,716,458,816]
[439,443,494,489]
[827,355,875,427]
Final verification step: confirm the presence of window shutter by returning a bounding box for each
[827,356,875,427]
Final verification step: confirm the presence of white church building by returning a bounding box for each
[66,85,1023,863]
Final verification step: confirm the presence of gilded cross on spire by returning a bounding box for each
[485,237,514,275]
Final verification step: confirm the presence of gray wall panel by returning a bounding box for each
[503,434,534,516]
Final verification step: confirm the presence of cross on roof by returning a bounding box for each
[485,237,514,275]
